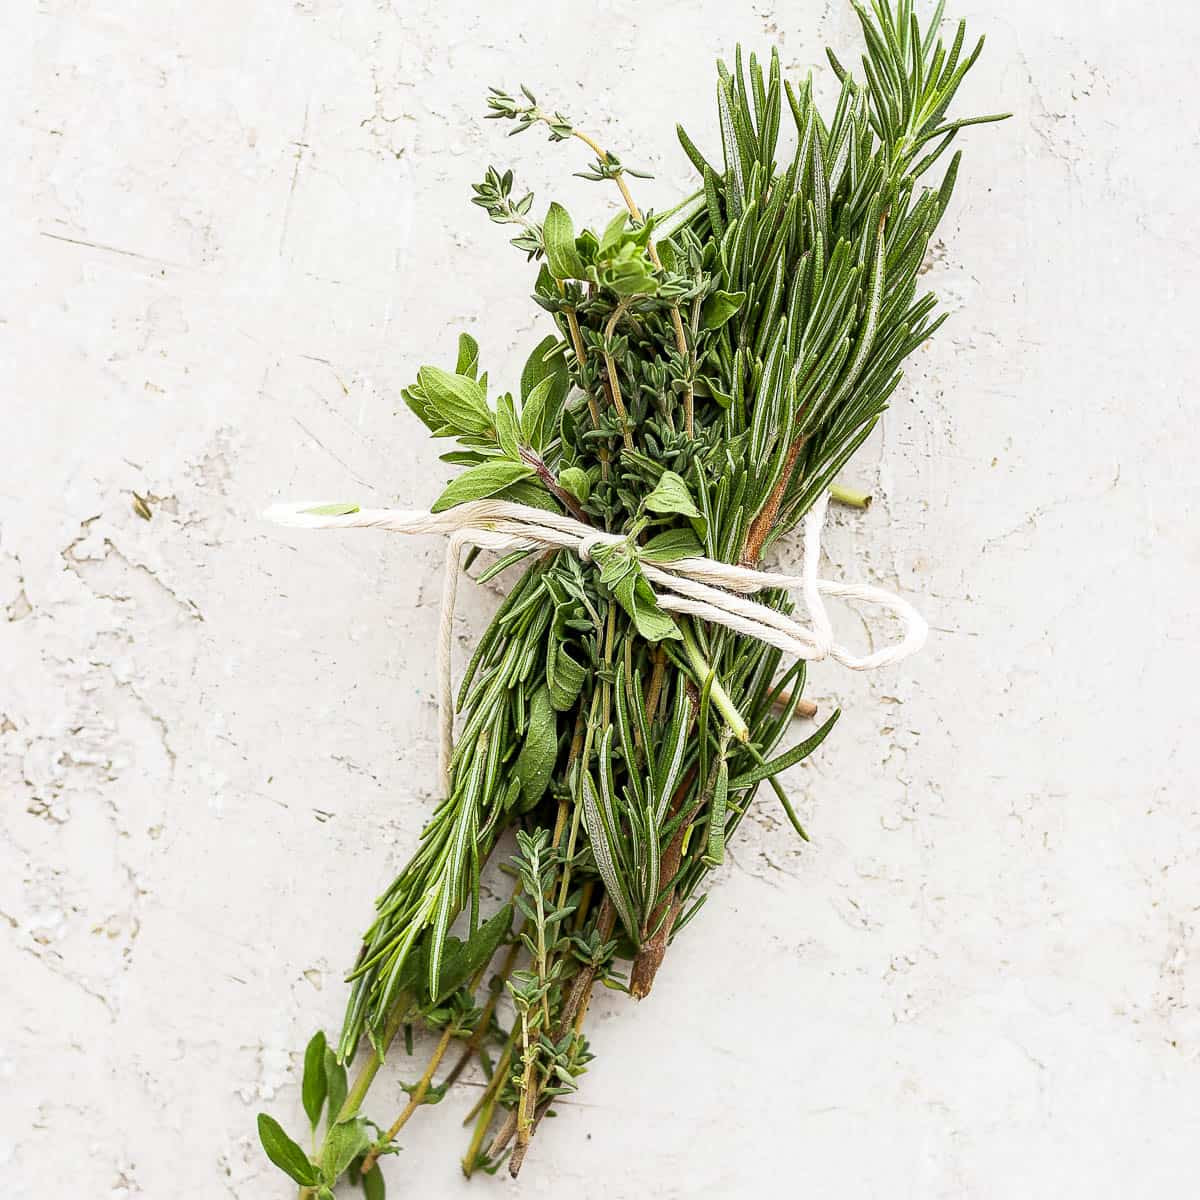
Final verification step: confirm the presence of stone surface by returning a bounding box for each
[7,2,1199,1197]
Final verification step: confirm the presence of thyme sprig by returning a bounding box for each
[258,2,1006,1192]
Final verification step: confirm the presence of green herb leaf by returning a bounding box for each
[641,528,703,562]
[430,460,535,513]
[256,1114,318,1186]
[599,211,628,254]
[362,1162,386,1200]
[543,202,586,279]
[495,393,520,457]
[700,289,746,329]
[514,686,558,809]
[580,772,637,940]
[557,466,591,504]
[729,709,841,789]
[303,503,360,517]
[455,331,480,379]
[320,1117,370,1183]
[432,902,514,1001]
[519,337,569,450]
[644,470,701,518]
[301,1030,328,1130]
[417,366,493,436]
[324,1047,348,1129]
[519,375,556,450]
[613,572,680,643]
[546,638,587,710]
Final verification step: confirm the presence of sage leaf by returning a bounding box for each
[641,528,703,562]
[495,392,520,458]
[417,366,492,435]
[431,903,513,1001]
[455,331,480,379]
[518,375,556,450]
[546,638,587,710]
[430,460,534,513]
[521,334,566,399]
[613,572,681,643]
[256,1114,317,1186]
[500,478,560,511]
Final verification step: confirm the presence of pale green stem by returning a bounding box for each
[679,622,749,741]
[830,483,872,509]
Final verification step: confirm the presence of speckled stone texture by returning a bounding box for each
[7,2,1199,1197]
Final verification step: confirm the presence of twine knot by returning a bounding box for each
[265,492,928,796]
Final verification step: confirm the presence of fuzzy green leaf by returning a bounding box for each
[495,393,520,458]
[546,639,587,711]
[455,331,480,379]
[543,202,586,279]
[521,335,568,403]
[557,466,591,504]
[613,572,680,643]
[519,375,556,450]
[641,528,703,562]
[320,1118,370,1184]
[644,470,701,518]
[417,366,492,436]
[323,1048,348,1129]
[430,460,535,513]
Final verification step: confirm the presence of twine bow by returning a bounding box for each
[265,493,927,794]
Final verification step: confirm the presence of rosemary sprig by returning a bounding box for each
[258,2,1006,1191]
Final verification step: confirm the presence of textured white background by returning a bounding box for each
[7,2,1199,1197]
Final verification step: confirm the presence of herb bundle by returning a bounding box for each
[257,3,1005,1194]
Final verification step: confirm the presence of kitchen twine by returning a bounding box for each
[265,493,927,795]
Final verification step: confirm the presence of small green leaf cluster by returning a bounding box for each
[470,166,543,259]
[486,85,574,141]
[257,1031,385,1199]
[402,332,571,515]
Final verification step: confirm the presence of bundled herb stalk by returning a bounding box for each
[256,3,1006,1194]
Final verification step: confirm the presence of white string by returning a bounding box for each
[265,494,928,787]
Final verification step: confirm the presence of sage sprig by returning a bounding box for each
[258,2,1005,1191]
